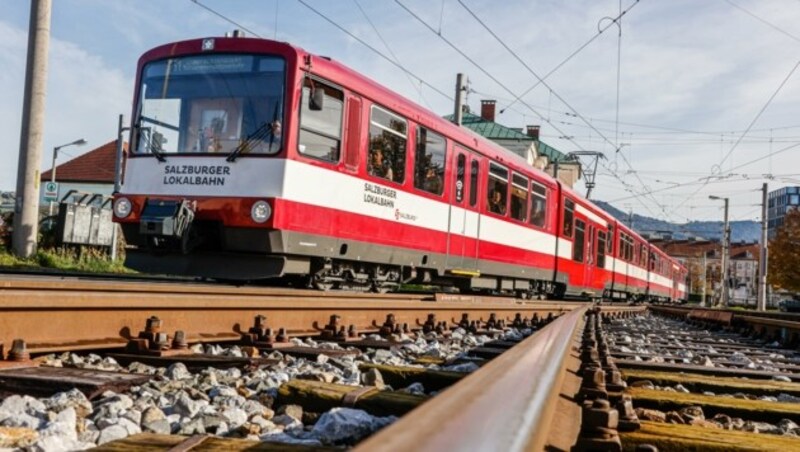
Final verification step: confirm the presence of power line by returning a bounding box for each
[189,0,263,37]
[295,0,454,102]
[497,0,643,115]
[723,0,800,44]
[668,59,800,215]
[411,0,668,220]
[352,0,431,108]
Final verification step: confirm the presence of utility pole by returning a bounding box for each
[111,114,129,261]
[13,0,52,258]
[453,73,465,126]
[709,195,730,307]
[701,253,707,307]
[758,183,768,311]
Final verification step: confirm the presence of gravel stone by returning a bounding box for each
[44,389,93,419]
[310,407,396,445]
[143,419,171,435]
[97,424,128,445]
[178,417,206,435]
[361,368,386,389]
[399,382,425,395]
[141,406,166,424]
[221,407,248,428]
[0,426,39,448]
[635,408,666,423]
[170,392,204,418]
[276,404,304,421]
[165,363,192,380]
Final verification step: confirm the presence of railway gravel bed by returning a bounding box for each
[0,320,539,450]
[602,311,800,451]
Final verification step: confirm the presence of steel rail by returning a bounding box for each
[0,279,584,355]
[356,306,588,452]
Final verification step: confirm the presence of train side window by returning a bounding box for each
[368,105,407,183]
[607,225,614,253]
[487,162,509,216]
[455,154,466,203]
[573,219,586,262]
[597,231,606,268]
[530,182,547,227]
[414,126,445,195]
[563,198,575,237]
[641,246,648,267]
[298,78,344,162]
[469,159,479,207]
[510,173,528,221]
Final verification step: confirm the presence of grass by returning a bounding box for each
[0,246,133,274]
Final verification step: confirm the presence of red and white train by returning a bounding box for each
[113,34,687,301]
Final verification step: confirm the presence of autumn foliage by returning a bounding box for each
[768,209,800,292]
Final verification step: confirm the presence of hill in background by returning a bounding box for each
[593,200,761,244]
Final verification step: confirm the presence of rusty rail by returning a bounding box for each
[0,277,578,356]
[356,306,591,451]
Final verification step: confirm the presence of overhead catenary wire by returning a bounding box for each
[189,0,264,37]
[352,0,432,108]
[454,0,675,221]
[295,0,454,102]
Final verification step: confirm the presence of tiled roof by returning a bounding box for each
[41,140,126,184]
[443,112,573,162]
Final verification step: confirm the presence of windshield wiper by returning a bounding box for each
[226,121,276,163]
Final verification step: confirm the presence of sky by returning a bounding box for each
[2,0,799,225]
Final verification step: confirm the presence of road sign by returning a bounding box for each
[44,181,59,202]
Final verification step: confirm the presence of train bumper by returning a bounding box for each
[124,250,310,280]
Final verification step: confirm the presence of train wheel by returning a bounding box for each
[311,275,336,291]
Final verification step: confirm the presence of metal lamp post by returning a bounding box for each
[48,138,87,215]
[709,195,730,307]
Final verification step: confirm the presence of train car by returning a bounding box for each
[607,220,650,301]
[113,33,684,301]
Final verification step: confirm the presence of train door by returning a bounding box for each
[446,147,479,272]
[584,224,596,293]
[572,218,587,290]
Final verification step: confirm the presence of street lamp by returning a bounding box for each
[709,195,730,307]
[49,138,87,215]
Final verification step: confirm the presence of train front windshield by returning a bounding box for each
[134,54,286,157]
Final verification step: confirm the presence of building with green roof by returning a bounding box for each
[444,100,581,187]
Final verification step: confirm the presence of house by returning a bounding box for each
[39,140,124,210]
[445,100,582,188]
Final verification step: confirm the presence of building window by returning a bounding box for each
[368,105,407,183]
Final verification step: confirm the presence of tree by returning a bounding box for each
[768,209,800,292]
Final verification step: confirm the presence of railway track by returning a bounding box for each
[607,308,800,450]
[1,277,798,450]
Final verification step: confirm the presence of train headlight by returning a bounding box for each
[251,200,271,223]
[113,197,132,218]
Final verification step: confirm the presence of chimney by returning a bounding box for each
[480,100,496,122]
[526,125,540,140]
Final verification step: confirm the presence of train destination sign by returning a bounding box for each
[162,164,231,186]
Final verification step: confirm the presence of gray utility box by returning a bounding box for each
[56,191,114,246]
